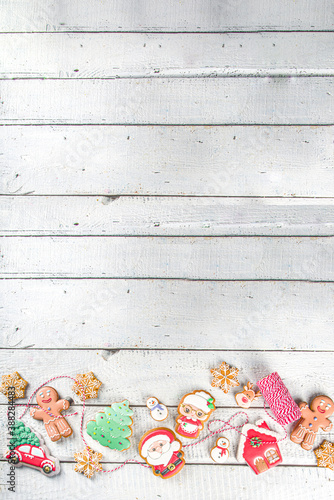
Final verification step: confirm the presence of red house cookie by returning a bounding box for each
[290,395,334,451]
[237,420,283,474]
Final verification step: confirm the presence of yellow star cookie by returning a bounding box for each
[72,372,102,400]
[74,447,103,478]
[0,372,28,400]
[314,440,334,472]
[211,361,240,394]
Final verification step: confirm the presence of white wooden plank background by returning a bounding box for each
[1,126,333,196]
[1,0,333,32]
[1,33,334,78]
[2,78,333,124]
[1,280,333,350]
[2,197,334,236]
[2,236,334,280]
[1,1,334,499]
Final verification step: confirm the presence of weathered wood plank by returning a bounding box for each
[2,196,334,236]
[1,78,333,124]
[0,461,330,500]
[2,33,334,78]
[1,406,332,466]
[1,236,333,280]
[2,126,332,197]
[1,0,333,32]
[1,280,333,350]
[0,349,332,408]
[0,345,333,408]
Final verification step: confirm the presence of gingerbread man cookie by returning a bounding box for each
[30,386,73,442]
[290,395,334,451]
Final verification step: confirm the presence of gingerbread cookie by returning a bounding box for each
[72,372,102,401]
[175,390,215,439]
[30,386,73,442]
[314,440,334,472]
[211,362,240,394]
[139,427,185,479]
[235,382,261,409]
[0,372,28,400]
[86,400,133,451]
[290,395,334,450]
[210,437,230,463]
[146,397,168,421]
[74,447,103,478]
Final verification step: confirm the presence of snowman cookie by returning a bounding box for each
[210,437,230,463]
[146,397,168,422]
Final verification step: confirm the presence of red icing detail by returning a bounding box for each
[6,445,56,472]
[41,398,52,403]
[175,416,202,438]
[242,397,249,403]
[257,421,270,430]
[317,406,325,414]
[242,426,282,475]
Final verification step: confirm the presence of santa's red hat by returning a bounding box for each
[139,429,175,458]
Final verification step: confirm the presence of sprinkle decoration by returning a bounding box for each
[257,372,301,426]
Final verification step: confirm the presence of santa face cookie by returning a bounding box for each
[210,437,230,463]
[175,390,215,439]
[146,398,168,422]
[139,427,185,479]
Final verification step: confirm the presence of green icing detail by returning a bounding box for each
[8,420,40,448]
[86,400,133,451]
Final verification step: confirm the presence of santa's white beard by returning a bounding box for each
[146,443,174,467]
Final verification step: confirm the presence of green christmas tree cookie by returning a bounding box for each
[9,421,41,450]
[86,400,134,451]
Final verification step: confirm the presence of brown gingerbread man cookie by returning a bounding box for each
[30,386,73,442]
[290,395,334,451]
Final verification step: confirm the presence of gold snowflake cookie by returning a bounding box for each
[72,372,102,401]
[0,372,28,400]
[211,361,240,394]
[314,440,334,472]
[74,447,103,478]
